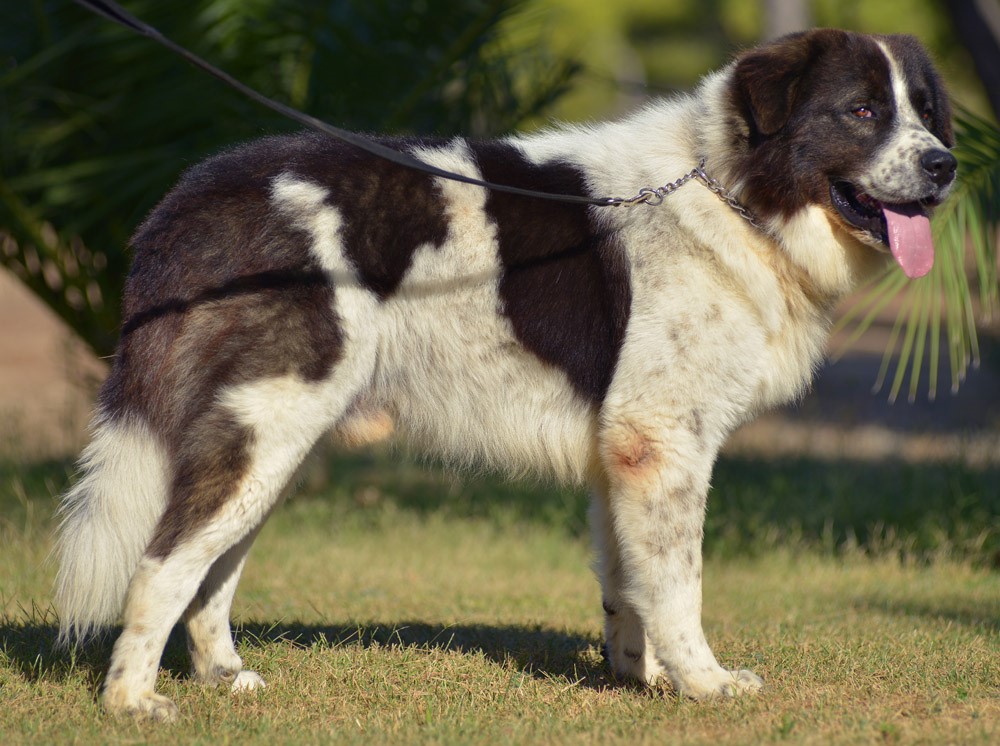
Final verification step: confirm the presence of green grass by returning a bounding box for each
[1,448,999,744]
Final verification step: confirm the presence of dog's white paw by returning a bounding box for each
[104,689,179,722]
[231,669,266,692]
[676,667,764,700]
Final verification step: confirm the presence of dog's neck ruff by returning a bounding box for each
[608,158,765,231]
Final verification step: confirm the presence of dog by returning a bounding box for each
[54,28,955,720]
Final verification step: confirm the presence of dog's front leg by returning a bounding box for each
[597,418,762,699]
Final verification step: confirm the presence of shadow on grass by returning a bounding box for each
[234,619,630,691]
[5,581,999,692]
[0,619,632,694]
[0,621,110,693]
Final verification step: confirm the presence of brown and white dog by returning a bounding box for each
[55,29,955,719]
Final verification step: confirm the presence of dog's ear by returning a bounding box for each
[733,29,845,137]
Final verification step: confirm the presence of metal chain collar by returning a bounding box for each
[606,158,766,231]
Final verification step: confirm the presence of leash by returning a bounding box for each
[71,0,763,223]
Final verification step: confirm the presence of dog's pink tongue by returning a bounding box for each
[884,203,934,279]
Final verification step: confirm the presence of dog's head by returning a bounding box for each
[729,29,954,278]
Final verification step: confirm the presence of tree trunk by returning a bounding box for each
[944,0,1000,120]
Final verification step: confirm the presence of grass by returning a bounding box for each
[1,447,999,744]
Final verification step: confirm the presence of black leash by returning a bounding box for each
[72,0,621,207]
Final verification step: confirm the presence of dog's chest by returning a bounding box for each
[618,248,829,425]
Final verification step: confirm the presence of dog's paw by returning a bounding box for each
[676,667,764,700]
[104,690,179,722]
[231,669,266,692]
[607,645,666,686]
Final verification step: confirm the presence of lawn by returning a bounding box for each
[1,447,998,744]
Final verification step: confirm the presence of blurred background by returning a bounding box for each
[0,0,997,465]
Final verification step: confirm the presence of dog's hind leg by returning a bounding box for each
[183,526,265,692]
[102,365,372,720]
[103,531,252,721]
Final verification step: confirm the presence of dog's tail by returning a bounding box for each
[53,413,170,644]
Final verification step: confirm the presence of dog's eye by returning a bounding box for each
[921,106,933,123]
[851,106,876,119]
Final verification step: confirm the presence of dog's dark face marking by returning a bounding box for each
[471,141,632,402]
[729,28,954,267]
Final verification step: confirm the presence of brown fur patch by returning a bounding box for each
[147,410,253,558]
[472,141,632,403]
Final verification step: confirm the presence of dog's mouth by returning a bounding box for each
[829,181,935,279]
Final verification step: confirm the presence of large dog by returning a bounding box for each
[55,29,955,719]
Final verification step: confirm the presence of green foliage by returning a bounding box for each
[0,0,576,356]
[836,111,1000,402]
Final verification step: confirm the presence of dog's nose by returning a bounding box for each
[920,149,957,187]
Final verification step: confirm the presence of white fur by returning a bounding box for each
[54,416,169,643]
[103,370,371,717]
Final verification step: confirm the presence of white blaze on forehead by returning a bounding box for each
[865,40,942,186]
[872,39,944,153]
[876,40,925,129]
